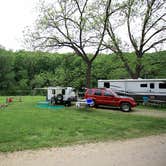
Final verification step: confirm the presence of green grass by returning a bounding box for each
[0,96,166,152]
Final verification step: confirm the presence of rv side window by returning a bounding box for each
[159,83,166,89]
[52,89,56,94]
[140,84,147,88]
[150,83,155,89]
[104,82,110,88]
[62,89,65,95]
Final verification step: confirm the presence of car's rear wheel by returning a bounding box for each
[120,102,131,112]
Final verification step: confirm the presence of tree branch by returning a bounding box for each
[143,38,166,53]
[126,1,139,54]
[91,0,112,62]
[139,0,154,52]
[143,26,166,46]
[145,13,166,35]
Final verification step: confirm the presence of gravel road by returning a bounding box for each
[131,108,166,118]
[0,134,166,166]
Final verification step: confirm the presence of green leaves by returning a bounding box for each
[0,48,165,95]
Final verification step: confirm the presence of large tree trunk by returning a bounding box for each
[118,52,144,79]
[132,64,144,79]
[85,62,92,88]
[131,57,144,79]
[117,52,135,78]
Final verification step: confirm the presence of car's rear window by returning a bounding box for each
[87,89,93,95]
[94,89,102,96]
[104,91,113,96]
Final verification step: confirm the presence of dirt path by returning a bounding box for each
[97,107,166,118]
[131,108,166,118]
[0,134,166,166]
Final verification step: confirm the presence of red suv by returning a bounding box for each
[84,88,137,112]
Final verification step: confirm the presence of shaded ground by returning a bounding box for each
[0,134,166,166]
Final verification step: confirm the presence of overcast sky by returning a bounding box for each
[0,0,38,50]
[0,0,165,52]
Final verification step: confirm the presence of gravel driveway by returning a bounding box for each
[0,134,166,166]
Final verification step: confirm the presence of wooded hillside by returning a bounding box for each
[0,49,165,95]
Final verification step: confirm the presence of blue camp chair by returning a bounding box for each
[86,98,94,106]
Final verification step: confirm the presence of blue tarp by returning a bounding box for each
[36,101,64,109]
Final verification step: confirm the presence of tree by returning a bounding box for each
[104,0,166,78]
[26,0,111,88]
[0,50,15,95]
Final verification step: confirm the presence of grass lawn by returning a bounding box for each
[0,96,166,152]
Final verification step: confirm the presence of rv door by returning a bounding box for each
[149,83,155,93]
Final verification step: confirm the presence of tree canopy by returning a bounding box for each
[26,0,112,87]
[24,0,166,86]
[0,48,165,95]
[103,0,166,78]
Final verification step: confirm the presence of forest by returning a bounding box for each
[0,48,165,95]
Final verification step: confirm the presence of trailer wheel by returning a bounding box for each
[57,94,63,103]
[120,102,131,112]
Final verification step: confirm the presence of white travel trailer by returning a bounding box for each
[47,86,76,101]
[98,79,166,102]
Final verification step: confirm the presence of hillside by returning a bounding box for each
[0,49,165,95]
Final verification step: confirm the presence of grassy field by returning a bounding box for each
[0,96,166,152]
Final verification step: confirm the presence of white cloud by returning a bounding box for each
[0,0,38,50]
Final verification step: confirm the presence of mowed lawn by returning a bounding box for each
[0,96,166,152]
